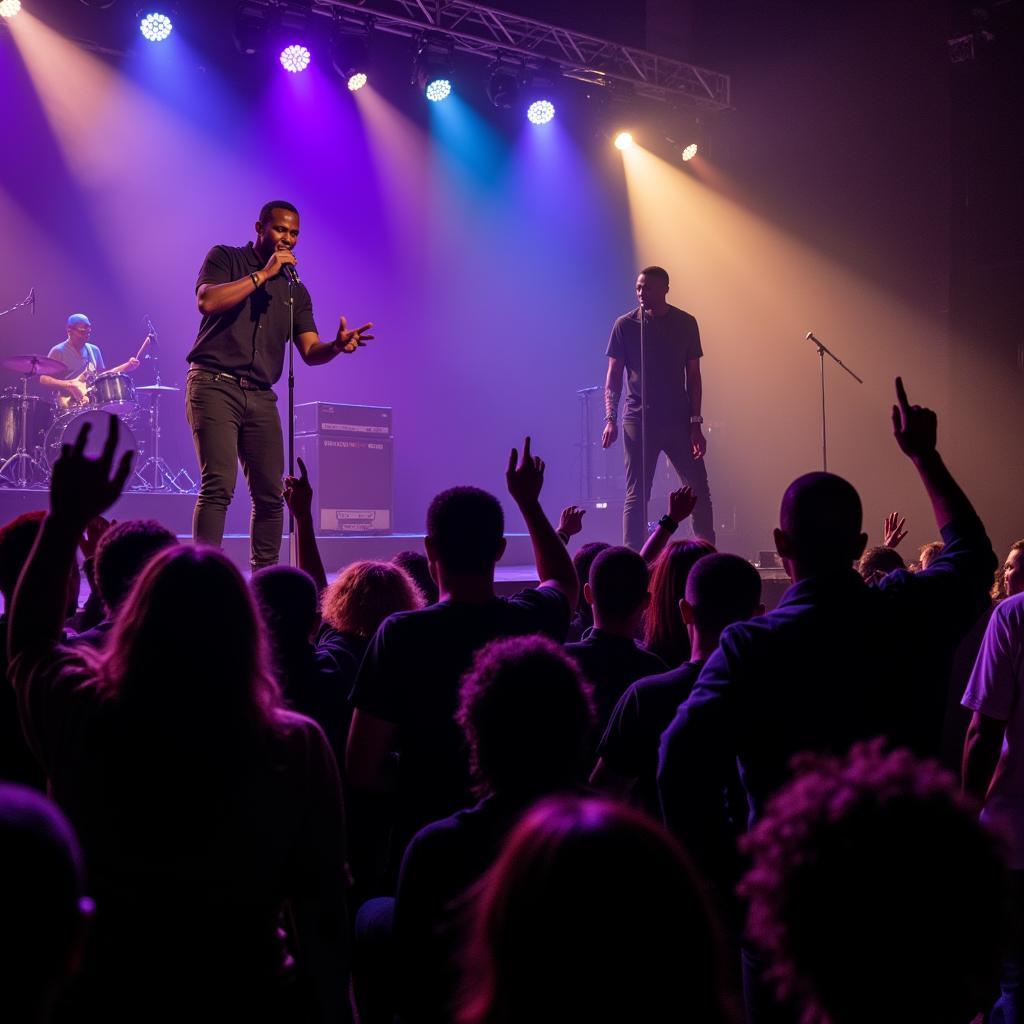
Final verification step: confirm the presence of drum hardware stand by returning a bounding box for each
[0,365,50,488]
[131,319,189,493]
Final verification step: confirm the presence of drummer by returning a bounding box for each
[38,314,140,406]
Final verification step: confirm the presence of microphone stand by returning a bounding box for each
[287,273,296,568]
[805,331,863,472]
[639,303,649,540]
[0,288,35,319]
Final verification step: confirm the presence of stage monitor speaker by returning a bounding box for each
[296,432,393,534]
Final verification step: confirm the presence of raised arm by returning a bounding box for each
[506,437,579,607]
[8,418,133,667]
[197,247,296,316]
[282,457,327,593]
[640,486,697,566]
[892,377,977,532]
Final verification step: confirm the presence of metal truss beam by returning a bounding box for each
[303,0,731,110]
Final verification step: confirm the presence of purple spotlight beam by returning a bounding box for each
[280,45,312,74]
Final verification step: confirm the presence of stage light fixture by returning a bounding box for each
[681,142,698,161]
[139,12,173,42]
[331,23,370,92]
[415,40,454,103]
[0,0,22,18]
[614,131,634,151]
[280,44,311,74]
[486,64,521,109]
[527,99,555,125]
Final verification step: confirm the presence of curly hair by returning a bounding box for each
[993,539,1024,601]
[643,539,716,667]
[740,741,1007,1024]
[856,545,905,585]
[320,560,424,638]
[456,635,594,799]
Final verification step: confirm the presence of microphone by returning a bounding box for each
[282,264,301,286]
[806,331,823,346]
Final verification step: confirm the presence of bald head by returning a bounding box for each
[776,472,867,574]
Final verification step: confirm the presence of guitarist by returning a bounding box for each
[39,313,140,408]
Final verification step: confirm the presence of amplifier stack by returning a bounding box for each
[294,401,393,534]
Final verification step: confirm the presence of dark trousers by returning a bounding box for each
[622,417,715,550]
[991,870,1024,1022]
[185,369,284,569]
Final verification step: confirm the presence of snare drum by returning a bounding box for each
[88,372,137,416]
[45,409,137,472]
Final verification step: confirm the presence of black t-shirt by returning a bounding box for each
[606,304,702,424]
[564,629,667,737]
[350,587,570,862]
[598,659,704,817]
[187,243,318,387]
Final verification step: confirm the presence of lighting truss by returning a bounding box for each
[300,0,730,110]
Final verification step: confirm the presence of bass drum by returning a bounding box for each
[45,410,137,472]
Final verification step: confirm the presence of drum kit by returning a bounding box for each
[0,353,195,493]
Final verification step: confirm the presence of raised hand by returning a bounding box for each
[891,377,937,460]
[334,316,375,354]
[50,415,133,529]
[79,515,114,559]
[506,436,545,507]
[883,512,908,548]
[558,505,586,538]
[261,246,298,281]
[668,486,698,524]
[283,456,314,520]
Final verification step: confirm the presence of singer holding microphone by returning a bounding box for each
[601,266,715,549]
[186,200,374,569]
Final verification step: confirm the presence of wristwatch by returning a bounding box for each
[690,415,704,424]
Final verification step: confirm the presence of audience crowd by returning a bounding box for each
[2,379,1021,1023]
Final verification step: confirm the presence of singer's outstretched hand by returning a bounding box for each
[334,316,375,354]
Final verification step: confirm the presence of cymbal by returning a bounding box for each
[2,354,66,376]
[136,384,181,393]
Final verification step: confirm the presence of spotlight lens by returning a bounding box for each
[280,45,312,74]
[682,143,699,162]
[0,0,22,19]
[347,72,368,92]
[139,12,173,42]
[527,100,555,125]
[425,78,452,102]
[614,131,634,151]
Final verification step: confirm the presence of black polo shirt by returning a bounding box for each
[606,304,702,425]
[187,242,318,387]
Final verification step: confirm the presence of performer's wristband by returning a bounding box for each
[604,414,617,424]
[659,514,679,533]
[690,415,704,424]
[250,272,261,289]
[556,529,571,545]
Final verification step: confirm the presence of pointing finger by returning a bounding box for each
[507,448,518,475]
[895,376,910,411]
[297,456,308,480]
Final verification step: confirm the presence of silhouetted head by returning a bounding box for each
[742,742,1007,1024]
[585,545,650,627]
[426,487,506,578]
[321,560,424,638]
[857,545,906,585]
[252,565,320,655]
[0,511,46,604]
[683,553,763,641]
[100,546,280,735]
[459,796,737,1024]
[457,635,594,801]
[94,520,178,613]
[993,540,1024,600]
[775,472,866,577]
[917,540,945,571]
[571,541,610,622]
[0,783,90,1020]
[391,550,439,605]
